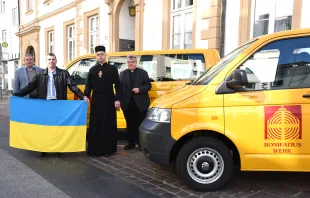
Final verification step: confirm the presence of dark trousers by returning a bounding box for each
[123,98,147,145]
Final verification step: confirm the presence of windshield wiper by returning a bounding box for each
[185,80,193,85]
[157,76,176,81]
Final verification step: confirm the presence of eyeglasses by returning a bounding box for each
[127,61,136,64]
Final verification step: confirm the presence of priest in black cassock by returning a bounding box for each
[84,45,121,157]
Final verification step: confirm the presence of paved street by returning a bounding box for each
[1,96,310,197]
[0,148,70,198]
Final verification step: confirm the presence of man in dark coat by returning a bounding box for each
[84,45,121,157]
[120,55,152,150]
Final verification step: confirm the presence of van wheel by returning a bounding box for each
[176,137,233,191]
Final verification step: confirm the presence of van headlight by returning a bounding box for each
[147,108,171,123]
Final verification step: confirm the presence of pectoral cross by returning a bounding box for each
[98,71,103,78]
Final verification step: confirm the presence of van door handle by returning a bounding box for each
[302,94,310,98]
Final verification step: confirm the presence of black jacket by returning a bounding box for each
[120,68,152,111]
[12,67,84,100]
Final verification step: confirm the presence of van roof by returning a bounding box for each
[71,49,217,58]
[254,28,310,42]
[64,48,218,69]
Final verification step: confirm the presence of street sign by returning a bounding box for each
[1,42,8,48]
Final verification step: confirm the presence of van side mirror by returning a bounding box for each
[186,80,193,85]
[226,69,248,89]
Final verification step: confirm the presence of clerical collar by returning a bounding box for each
[129,69,136,73]
[97,62,105,66]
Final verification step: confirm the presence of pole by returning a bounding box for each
[220,0,226,58]
[0,44,2,99]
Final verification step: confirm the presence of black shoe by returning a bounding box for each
[37,152,47,157]
[103,152,116,157]
[136,143,142,151]
[124,143,135,150]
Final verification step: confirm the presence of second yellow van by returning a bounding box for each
[65,49,220,129]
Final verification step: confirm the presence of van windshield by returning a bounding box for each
[193,39,258,85]
[109,54,207,82]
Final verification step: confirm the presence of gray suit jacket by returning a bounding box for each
[13,66,42,98]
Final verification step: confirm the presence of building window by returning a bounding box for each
[1,0,5,13]
[27,0,33,12]
[89,15,98,54]
[12,8,18,25]
[48,31,54,53]
[172,15,180,49]
[2,30,6,42]
[171,0,193,49]
[184,12,193,49]
[252,0,293,38]
[68,24,75,62]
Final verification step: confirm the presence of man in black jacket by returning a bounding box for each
[12,53,89,156]
[13,53,88,101]
[120,55,152,150]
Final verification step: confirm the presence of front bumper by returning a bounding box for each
[139,119,176,166]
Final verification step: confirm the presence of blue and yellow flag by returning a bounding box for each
[9,96,88,152]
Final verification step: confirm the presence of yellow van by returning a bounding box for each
[65,49,220,129]
[139,28,310,191]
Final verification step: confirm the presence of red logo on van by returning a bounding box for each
[264,105,302,140]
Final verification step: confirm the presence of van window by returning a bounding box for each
[108,53,206,81]
[108,56,128,73]
[238,36,310,91]
[109,55,158,81]
[67,58,96,84]
[162,54,206,81]
[193,39,257,85]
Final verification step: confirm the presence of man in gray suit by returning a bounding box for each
[13,54,42,98]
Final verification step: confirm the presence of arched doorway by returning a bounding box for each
[25,46,36,63]
[105,0,144,52]
[118,0,135,51]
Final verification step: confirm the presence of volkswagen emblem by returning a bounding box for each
[202,162,209,170]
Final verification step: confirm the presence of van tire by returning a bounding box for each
[176,137,233,191]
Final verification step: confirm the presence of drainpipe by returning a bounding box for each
[220,0,226,58]
[17,0,21,64]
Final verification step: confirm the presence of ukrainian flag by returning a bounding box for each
[9,96,88,152]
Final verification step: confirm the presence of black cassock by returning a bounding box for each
[84,62,121,156]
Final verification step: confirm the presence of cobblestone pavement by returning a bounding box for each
[3,97,310,197]
[78,147,310,198]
